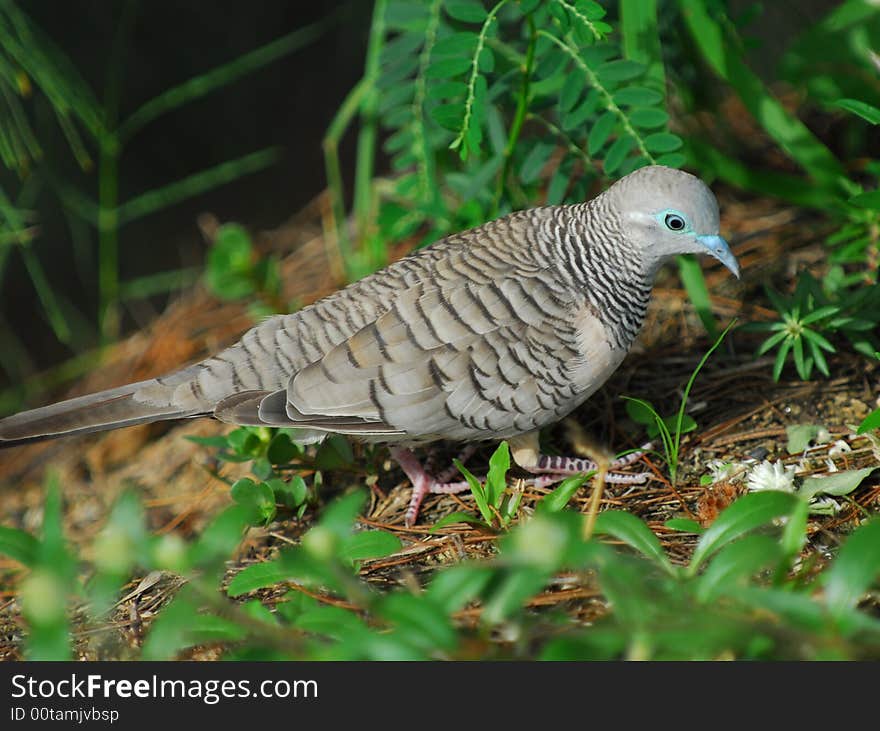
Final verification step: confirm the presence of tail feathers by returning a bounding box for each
[0,378,204,448]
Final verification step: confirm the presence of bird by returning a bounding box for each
[0,165,739,525]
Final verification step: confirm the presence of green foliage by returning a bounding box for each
[623,319,735,484]
[325,0,685,281]
[435,440,522,529]
[5,475,880,660]
[0,1,330,401]
[747,272,879,381]
[204,223,284,317]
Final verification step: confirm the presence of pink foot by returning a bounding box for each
[390,446,473,526]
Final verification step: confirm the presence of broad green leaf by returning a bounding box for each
[664,517,703,533]
[432,32,479,57]
[339,530,403,563]
[824,519,880,619]
[379,593,457,651]
[786,424,827,454]
[227,559,290,597]
[594,510,673,573]
[314,434,353,470]
[695,534,781,602]
[800,467,875,501]
[857,408,880,434]
[849,191,880,210]
[688,491,799,575]
[427,565,494,613]
[0,526,40,567]
[538,473,589,513]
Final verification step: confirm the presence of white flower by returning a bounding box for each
[707,459,735,483]
[746,460,797,493]
[827,439,851,457]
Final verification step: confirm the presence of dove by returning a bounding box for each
[0,165,739,524]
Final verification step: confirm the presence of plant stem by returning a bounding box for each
[492,15,536,218]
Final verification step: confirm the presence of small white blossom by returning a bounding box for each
[746,460,797,493]
[824,458,839,473]
[827,439,851,457]
[707,459,735,483]
[816,427,832,444]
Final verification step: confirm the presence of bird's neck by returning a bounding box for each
[563,203,653,351]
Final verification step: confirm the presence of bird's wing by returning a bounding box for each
[283,263,586,440]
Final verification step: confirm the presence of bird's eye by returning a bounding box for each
[664,213,686,231]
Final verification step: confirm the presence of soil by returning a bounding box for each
[0,187,878,660]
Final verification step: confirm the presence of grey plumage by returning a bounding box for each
[0,166,739,522]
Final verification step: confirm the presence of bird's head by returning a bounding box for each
[607,165,739,279]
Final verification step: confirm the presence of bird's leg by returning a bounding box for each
[433,443,478,483]
[390,446,473,527]
[509,432,652,490]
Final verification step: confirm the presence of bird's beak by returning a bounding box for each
[697,234,740,279]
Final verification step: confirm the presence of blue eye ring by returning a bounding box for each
[665,213,686,231]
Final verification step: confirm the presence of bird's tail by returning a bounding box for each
[0,372,206,448]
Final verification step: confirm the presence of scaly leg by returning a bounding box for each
[390,446,473,527]
[508,432,652,489]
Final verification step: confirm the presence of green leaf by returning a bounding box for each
[824,519,880,620]
[432,32,479,57]
[834,98,880,125]
[785,424,827,454]
[849,191,880,210]
[857,408,880,434]
[624,396,658,425]
[644,132,682,153]
[593,510,673,573]
[227,559,290,597]
[431,103,467,131]
[603,135,636,174]
[559,72,584,113]
[588,110,616,155]
[455,459,491,524]
[379,593,457,651]
[538,474,589,513]
[339,530,403,563]
[444,0,488,23]
[427,565,493,613]
[425,57,472,79]
[485,441,510,508]
[0,526,40,567]
[695,534,782,603]
[520,141,556,183]
[612,86,663,106]
[596,59,645,83]
[628,107,669,129]
[688,491,799,575]
[664,517,703,533]
[800,468,875,501]
[314,434,353,470]
[430,511,487,530]
[267,432,301,464]
[271,475,308,509]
